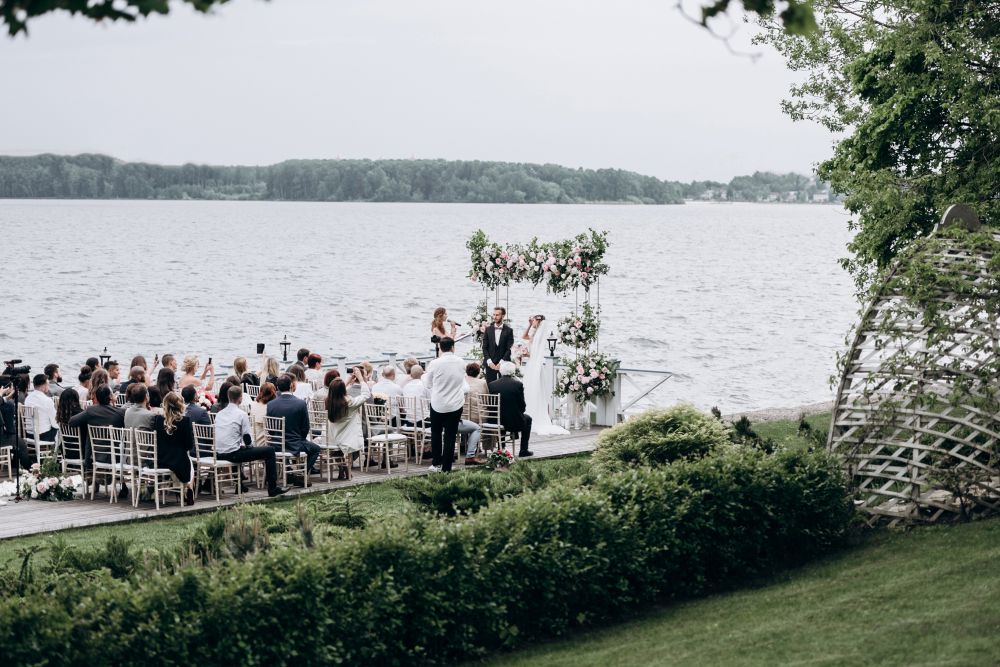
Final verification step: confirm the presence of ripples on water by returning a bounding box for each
[1,200,857,412]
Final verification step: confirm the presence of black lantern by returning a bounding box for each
[99,347,111,368]
[547,331,557,357]
[280,334,291,363]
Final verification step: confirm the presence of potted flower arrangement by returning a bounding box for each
[554,351,620,403]
[556,302,600,348]
[20,460,79,501]
[486,449,515,470]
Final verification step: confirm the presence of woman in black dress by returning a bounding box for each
[153,392,196,505]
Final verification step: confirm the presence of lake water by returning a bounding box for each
[0,199,857,412]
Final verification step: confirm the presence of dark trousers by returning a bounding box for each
[517,414,532,453]
[484,365,499,384]
[430,406,463,472]
[296,441,321,472]
[220,446,279,491]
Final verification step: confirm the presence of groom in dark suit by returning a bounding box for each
[487,361,533,457]
[482,306,514,384]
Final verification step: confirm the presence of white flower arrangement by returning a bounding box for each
[554,352,620,403]
[556,302,600,348]
[18,462,81,501]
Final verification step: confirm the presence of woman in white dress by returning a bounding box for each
[521,315,569,435]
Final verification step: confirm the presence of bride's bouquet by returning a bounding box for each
[555,352,620,403]
[556,303,600,349]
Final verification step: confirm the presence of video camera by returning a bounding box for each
[0,359,31,388]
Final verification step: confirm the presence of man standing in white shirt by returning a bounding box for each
[423,337,468,472]
[24,374,59,442]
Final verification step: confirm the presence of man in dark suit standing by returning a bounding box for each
[487,361,534,457]
[482,306,514,384]
[266,373,320,484]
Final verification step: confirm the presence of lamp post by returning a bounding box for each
[99,347,111,368]
[546,331,559,426]
[280,335,291,363]
[546,332,557,358]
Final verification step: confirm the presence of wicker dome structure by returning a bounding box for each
[829,205,1000,525]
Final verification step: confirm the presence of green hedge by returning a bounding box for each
[593,404,732,470]
[0,446,852,666]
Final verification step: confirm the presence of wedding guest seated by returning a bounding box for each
[249,381,277,446]
[292,348,310,370]
[215,385,288,497]
[44,363,67,398]
[288,365,314,401]
[233,356,260,388]
[85,357,100,372]
[261,356,280,386]
[55,388,83,429]
[181,385,212,425]
[161,354,177,372]
[403,365,428,400]
[397,358,419,388]
[147,386,164,412]
[305,353,324,385]
[90,369,112,401]
[312,369,340,403]
[24,374,59,442]
[153,392,197,505]
[465,363,489,423]
[266,374,321,483]
[373,366,404,398]
[104,360,121,391]
[360,361,375,387]
[210,381,234,414]
[117,365,146,398]
[69,385,126,464]
[124,383,156,430]
[326,369,371,479]
[156,368,177,401]
[179,354,215,392]
[487,362,533,457]
[75,366,93,402]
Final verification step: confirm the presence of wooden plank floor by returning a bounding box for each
[0,429,602,541]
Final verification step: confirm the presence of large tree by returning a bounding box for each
[1,0,817,37]
[761,0,1000,294]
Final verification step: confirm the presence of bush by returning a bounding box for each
[593,405,732,470]
[0,446,852,666]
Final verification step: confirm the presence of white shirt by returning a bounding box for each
[305,368,325,385]
[402,378,428,401]
[494,326,501,347]
[423,353,469,413]
[214,404,252,455]
[24,390,58,433]
[372,379,403,398]
[292,382,314,401]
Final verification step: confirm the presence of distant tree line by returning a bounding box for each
[0,154,836,204]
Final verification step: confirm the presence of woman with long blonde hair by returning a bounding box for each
[152,391,197,504]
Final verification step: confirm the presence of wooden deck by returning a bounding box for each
[0,429,602,541]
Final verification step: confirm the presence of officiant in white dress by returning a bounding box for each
[520,315,569,436]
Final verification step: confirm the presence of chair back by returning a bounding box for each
[478,393,502,426]
[59,425,85,461]
[16,404,40,442]
[114,393,128,407]
[307,406,327,441]
[395,395,416,424]
[246,384,260,401]
[89,425,117,466]
[133,429,158,469]
[192,422,217,460]
[309,379,320,392]
[363,401,392,434]
[264,415,286,452]
[110,426,135,469]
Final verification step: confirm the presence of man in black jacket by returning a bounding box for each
[69,385,126,465]
[266,373,320,483]
[482,306,514,384]
[487,361,534,457]
[181,385,212,426]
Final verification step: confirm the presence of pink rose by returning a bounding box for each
[500,250,508,259]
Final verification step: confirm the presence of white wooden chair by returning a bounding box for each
[110,426,139,501]
[245,384,260,402]
[397,396,430,464]
[17,404,55,464]
[134,428,185,509]
[0,445,11,479]
[264,415,309,487]
[362,402,408,474]
[88,425,121,502]
[309,404,350,482]
[58,425,90,486]
[192,422,242,501]
[476,393,518,458]
[114,393,128,407]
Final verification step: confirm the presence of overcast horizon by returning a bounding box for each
[1,0,836,182]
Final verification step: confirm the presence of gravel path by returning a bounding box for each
[724,401,834,423]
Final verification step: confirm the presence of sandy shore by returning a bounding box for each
[724,401,833,423]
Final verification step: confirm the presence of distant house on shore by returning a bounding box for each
[812,192,830,203]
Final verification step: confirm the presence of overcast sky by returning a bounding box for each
[0,0,835,181]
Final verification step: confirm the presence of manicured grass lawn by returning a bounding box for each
[475,518,1000,667]
[752,411,830,450]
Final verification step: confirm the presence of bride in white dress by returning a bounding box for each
[521,315,569,435]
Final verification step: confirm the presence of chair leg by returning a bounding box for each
[215,470,221,502]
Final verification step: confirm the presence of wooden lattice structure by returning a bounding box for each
[829,205,1000,525]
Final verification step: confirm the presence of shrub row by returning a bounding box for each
[0,446,852,666]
